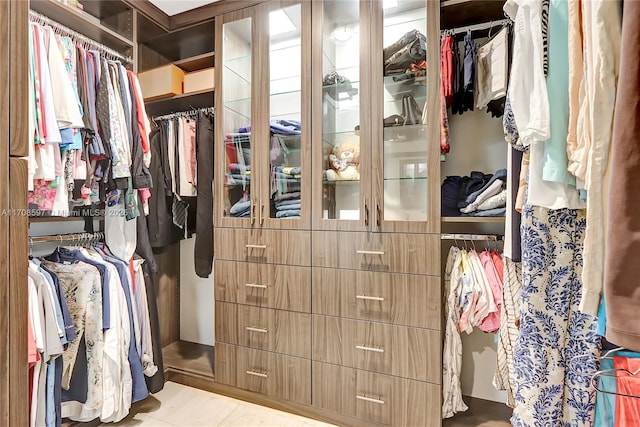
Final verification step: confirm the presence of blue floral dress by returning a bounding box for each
[512,204,600,426]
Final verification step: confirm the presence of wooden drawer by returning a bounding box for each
[312,315,440,383]
[312,362,440,426]
[215,302,311,358]
[311,231,439,275]
[215,260,311,313]
[234,344,311,405]
[214,228,310,266]
[312,268,440,329]
[214,342,236,387]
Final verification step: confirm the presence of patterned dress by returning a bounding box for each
[511,204,600,426]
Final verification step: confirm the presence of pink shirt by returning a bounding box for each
[478,251,503,333]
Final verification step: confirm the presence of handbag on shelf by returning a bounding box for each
[384,30,427,76]
[401,94,423,126]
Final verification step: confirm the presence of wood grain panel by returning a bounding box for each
[214,228,311,266]
[215,260,311,312]
[393,375,441,426]
[214,300,238,344]
[311,231,439,275]
[154,243,180,347]
[9,0,28,157]
[8,159,28,425]
[217,302,311,358]
[312,362,440,426]
[124,0,171,30]
[313,315,440,383]
[214,342,237,387]
[0,1,10,422]
[312,267,440,329]
[170,1,266,30]
[234,344,311,405]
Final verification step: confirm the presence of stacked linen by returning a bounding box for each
[274,190,301,218]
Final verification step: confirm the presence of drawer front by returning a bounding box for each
[236,345,311,405]
[311,231,439,275]
[312,362,440,426]
[214,343,236,387]
[312,316,440,383]
[215,228,311,266]
[312,268,440,329]
[216,302,311,359]
[215,260,311,312]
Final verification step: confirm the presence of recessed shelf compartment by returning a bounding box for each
[441,216,506,223]
[174,52,215,73]
[145,89,214,117]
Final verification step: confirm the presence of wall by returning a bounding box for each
[442,106,508,404]
[179,236,215,346]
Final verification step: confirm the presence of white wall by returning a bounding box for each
[442,106,508,404]
[179,236,215,346]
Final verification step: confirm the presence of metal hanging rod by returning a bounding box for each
[441,233,502,241]
[29,231,105,245]
[28,9,133,64]
[153,107,215,122]
[442,18,511,37]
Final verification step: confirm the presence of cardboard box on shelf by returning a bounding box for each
[183,68,215,94]
[137,65,184,101]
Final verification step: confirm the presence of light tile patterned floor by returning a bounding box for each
[101,381,337,427]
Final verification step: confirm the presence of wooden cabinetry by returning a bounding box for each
[212,0,442,425]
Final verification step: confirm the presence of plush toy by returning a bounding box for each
[325,142,360,181]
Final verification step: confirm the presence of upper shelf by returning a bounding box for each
[174,52,215,73]
[440,0,506,29]
[441,216,505,223]
[145,89,214,117]
[30,0,134,52]
[138,17,215,63]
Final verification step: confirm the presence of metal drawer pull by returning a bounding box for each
[245,244,267,249]
[245,283,267,289]
[356,295,385,302]
[246,370,268,378]
[357,395,385,405]
[356,250,385,255]
[356,345,385,353]
[246,326,268,334]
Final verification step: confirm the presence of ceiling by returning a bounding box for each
[148,0,220,16]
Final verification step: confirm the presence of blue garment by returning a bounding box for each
[45,248,111,330]
[237,119,302,135]
[230,199,251,216]
[465,207,506,217]
[54,357,63,427]
[276,209,301,218]
[46,361,56,427]
[276,203,300,211]
[597,297,607,337]
[275,199,301,207]
[96,249,149,403]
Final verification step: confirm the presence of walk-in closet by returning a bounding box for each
[1,0,638,426]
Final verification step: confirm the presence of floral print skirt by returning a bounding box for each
[512,204,600,427]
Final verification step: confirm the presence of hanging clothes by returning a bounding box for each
[512,202,600,426]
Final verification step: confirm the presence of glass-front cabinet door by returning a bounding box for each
[260,0,310,229]
[311,0,372,231]
[215,10,256,227]
[372,0,439,233]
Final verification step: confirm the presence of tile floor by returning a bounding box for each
[101,381,336,427]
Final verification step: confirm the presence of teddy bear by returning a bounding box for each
[325,142,360,181]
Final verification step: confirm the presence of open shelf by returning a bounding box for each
[442,216,506,223]
[30,0,134,52]
[163,340,214,379]
[440,0,507,29]
[145,89,214,117]
[139,20,215,63]
[174,52,215,73]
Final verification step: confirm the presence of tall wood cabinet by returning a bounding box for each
[213,0,441,425]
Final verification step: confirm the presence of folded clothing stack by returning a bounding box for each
[441,169,507,217]
[226,163,251,186]
[274,191,301,218]
[230,198,251,217]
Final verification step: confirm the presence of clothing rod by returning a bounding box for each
[153,107,215,122]
[28,9,133,64]
[440,233,502,241]
[442,18,511,36]
[29,231,105,244]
